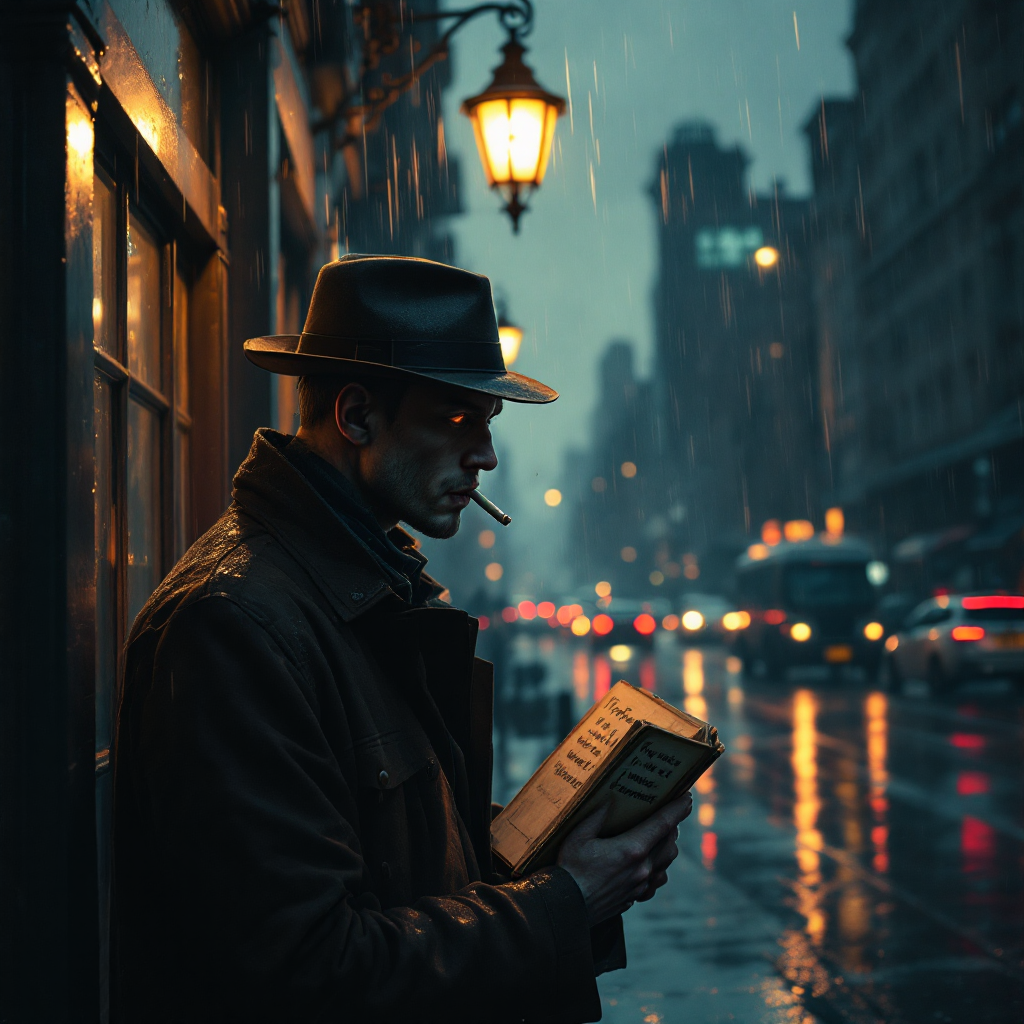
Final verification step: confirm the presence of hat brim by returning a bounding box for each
[243,335,558,404]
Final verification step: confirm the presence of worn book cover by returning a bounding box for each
[491,680,725,876]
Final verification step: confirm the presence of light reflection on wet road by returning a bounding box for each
[488,631,1024,1023]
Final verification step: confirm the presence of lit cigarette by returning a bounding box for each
[470,489,512,526]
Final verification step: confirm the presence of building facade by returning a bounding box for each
[649,122,820,589]
[808,0,1024,591]
[0,1,458,1017]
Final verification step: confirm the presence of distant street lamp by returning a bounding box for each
[460,30,566,232]
[496,307,524,366]
[754,245,780,269]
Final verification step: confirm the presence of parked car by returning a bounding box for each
[731,536,885,677]
[589,599,666,652]
[881,593,1024,691]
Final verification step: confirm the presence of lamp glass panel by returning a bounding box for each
[534,104,558,185]
[507,98,547,182]
[475,99,513,184]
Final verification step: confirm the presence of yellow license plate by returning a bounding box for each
[994,632,1024,649]
[824,645,853,663]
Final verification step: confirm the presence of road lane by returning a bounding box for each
[487,629,1024,1023]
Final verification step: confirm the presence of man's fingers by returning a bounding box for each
[618,792,692,854]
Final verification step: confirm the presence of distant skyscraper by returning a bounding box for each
[649,121,819,585]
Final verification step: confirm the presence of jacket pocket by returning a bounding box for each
[353,729,434,793]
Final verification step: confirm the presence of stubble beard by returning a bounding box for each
[366,446,467,540]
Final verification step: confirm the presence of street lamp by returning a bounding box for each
[319,1,564,234]
[460,36,566,231]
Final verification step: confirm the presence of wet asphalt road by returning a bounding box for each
[487,631,1024,1024]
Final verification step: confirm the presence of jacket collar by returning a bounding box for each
[231,429,447,622]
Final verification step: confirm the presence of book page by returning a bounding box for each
[491,680,714,870]
[490,681,642,868]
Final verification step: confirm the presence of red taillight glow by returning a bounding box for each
[950,733,985,750]
[517,600,537,620]
[592,614,614,636]
[633,613,657,635]
[961,595,1024,610]
[764,609,786,625]
[501,606,518,623]
[478,616,490,630]
[536,601,556,619]
[951,625,985,641]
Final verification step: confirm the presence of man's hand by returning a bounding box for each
[556,792,692,926]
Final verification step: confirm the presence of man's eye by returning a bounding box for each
[450,413,466,426]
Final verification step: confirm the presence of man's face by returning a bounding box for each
[361,380,501,539]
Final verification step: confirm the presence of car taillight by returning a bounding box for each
[961,595,1024,609]
[951,625,985,641]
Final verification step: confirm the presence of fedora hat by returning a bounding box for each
[244,254,557,404]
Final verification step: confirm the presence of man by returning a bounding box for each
[112,255,691,1023]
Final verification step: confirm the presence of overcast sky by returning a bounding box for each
[439,0,855,539]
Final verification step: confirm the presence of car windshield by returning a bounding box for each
[783,563,874,609]
[964,607,1024,623]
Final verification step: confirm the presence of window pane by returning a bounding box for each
[173,268,189,413]
[93,175,118,356]
[127,399,161,626]
[126,213,161,388]
[94,374,117,755]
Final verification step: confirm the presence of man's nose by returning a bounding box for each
[464,432,498,473]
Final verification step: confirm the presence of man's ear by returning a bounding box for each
[334,384,375,446]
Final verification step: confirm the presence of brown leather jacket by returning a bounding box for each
[112,430,618,1023]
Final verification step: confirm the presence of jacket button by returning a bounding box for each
[351,591,364,602]
[381,861,392,880]
[427,758,438,780]
[378,770,389,787]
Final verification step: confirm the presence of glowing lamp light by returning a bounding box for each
[761,519,783,546]
[754,245,779,269]
[478,529,496,549]
[747,543,769,561]
[885,635,899,652]
[620,461,637,479]
[790,622,812,642]
[784,519,815,542]
[498,317,524,366]
[592,614,614,636]
[485,561,503,581]
[863,621,885,641]
[595,581,612,598]
[662,614,680,631]
[609,644,632,663]
[570,615,591,636]
[866,561,890,587]
[721,611,747,631]
[517,600,537,620]
[825,507,845,537]
[764,609,786,625]
[620,546,637,563]
[543,488,562,507]
[633,613,657,636]
[681,610,705,632]
[536,601,556,619]
[461,40,566,233]
[951,625,985,641]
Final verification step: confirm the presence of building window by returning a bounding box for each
[92,154,194,1007]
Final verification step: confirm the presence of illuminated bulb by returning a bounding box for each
[498,322,523,366]
[571,615,591,636]
[754,245,779,268]
[609,644,632,663]
[681,610,705,631]
[595,580,612,598]
[543,488,562,507]
[790,622,812,642]
[484,562,503,581]
[863,621,884,641]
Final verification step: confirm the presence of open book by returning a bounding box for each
[491,680,724,877]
